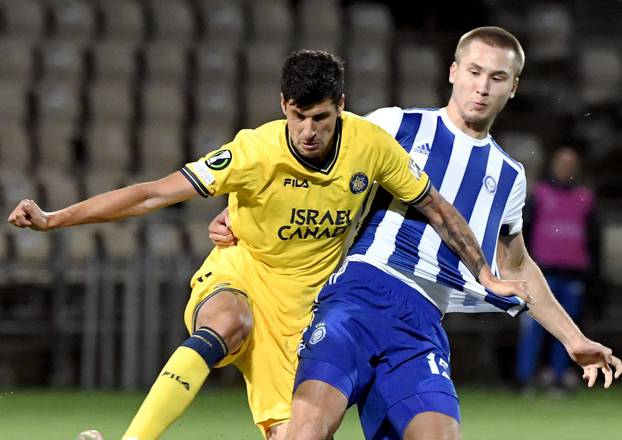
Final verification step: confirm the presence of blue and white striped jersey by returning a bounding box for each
[347,107,528,316]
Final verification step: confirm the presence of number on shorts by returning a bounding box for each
[426,352,451,379]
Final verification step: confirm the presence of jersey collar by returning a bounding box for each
[285,117,342,174]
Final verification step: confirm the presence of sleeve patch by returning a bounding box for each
[194,160,216,185]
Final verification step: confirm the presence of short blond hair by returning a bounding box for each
[455,26,525,76]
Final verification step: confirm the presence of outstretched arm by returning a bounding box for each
[8,171,197,231]
[497,231,622,388]
[414,186,532,303]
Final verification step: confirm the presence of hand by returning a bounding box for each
[208,207,237,248]
[479,268,534,304]
[7,199,51,231]
[566,337,622,389]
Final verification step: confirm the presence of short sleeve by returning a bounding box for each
[373,125,431,205]
[500,165,527,236]
[364,106,404,137]
[181,130,262,197]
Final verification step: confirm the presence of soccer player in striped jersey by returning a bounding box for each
[8,49,528,440]
[276,27,621,440]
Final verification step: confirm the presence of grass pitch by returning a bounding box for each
[1,386,620,439]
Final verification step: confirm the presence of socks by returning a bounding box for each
[122,327,228,440]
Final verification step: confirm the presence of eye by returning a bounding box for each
[469,69,479,76]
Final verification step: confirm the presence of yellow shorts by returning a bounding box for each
[184,246,317,435]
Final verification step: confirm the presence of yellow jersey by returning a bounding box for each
[181,111,430,318]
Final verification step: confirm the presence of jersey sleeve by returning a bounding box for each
[500,165,527,236]
[364,106,404,137]
[373,126,431,205]
[181,130,264,197]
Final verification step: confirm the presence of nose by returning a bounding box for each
[476,75,490,96]
[301,118,316,139]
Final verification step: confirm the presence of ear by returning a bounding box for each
[509,77,519,99]
[336,94,345,115]
[280,93,287,116]
[449,61,458,84]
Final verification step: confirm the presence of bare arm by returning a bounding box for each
[414,186,531,302]
[497,231,622,387]
[8,171,198,231]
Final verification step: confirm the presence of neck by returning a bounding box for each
[445,100,493,140]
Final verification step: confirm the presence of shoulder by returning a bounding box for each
[489,137,525,174]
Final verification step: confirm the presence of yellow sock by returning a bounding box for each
[122,347,210,440]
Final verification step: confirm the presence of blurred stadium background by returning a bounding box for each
[0,0,621,438]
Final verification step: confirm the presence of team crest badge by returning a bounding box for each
[483,175,497,194]
[205,149,232,170]
[309,322,326,345]
[350,172,369,194]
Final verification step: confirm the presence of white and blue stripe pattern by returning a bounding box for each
[349,107,527,315]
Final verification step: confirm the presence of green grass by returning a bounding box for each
[0,386,620,439]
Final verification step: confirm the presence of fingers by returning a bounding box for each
[602,364,613,389]
[583,367,597,388]
[612,356,622,379]
[8,200,34,228]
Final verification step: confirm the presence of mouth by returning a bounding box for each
[472,102,488,110]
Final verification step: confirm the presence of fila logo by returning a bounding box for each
[161,370,190,391]
[284,178,309,188]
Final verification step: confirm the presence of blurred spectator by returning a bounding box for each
[515,146,601,393]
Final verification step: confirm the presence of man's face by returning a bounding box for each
[281,95,344,163]
[449,40,519,128]
[551,148,579,183]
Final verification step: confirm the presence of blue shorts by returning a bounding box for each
[295,261,460,439]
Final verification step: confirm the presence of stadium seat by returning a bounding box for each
[0,81,29,123]
[346,43,391,82]
[37,169,80,211]
[249,0,292,44]
[147,0,195,43]
[245,42,288,79]
[526,3,573,62]
[90,40,138,82]
[347,78,391,114]
[143,41,189,85]
[0,123,31,173]
[83,172,128,198]
[0,0,45,42]
[38,40,86,82]
[298,0,342,50]
[245,78,283,128]
[0,170,39,214]
[137,124,184,179]
[89,79,135,124]
[85,122,133,175]
[185,221,217,258]
[346,1,393,45]
[184,193,226,223]
[50,0,96,43]
[198,0,245,46]
[194,42,239,83]
[294,35,341,57]
[190,120,237,159]
[140,80,186,126]
[194,78,237,124]
[99,0,146,42]
[0,38,35,81]
[396,44,443,108]
[35,121,76,173]
[35,80,82,125]
[12,228,52,267]
[578,45,622,107]
[98,221,140,260]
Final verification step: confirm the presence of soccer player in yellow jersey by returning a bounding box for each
[8,50,528,439]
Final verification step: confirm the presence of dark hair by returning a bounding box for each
[281,49,345,108]
[455,26,525,76]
